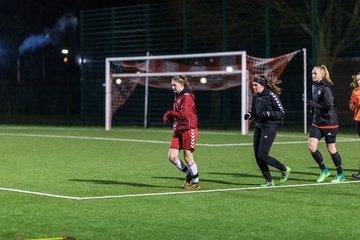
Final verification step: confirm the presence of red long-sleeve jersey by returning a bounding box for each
[168,87,198,132]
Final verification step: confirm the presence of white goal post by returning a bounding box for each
[104,49,307,135]
[105,51,249,134]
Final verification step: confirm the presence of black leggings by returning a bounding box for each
[356,121,360,137]
[253,127,286,181]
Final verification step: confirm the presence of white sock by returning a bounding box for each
[173,159,189,175]
[188,161,199,183]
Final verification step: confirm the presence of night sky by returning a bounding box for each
[0,0,155,80]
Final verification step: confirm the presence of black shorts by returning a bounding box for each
[309,126,337,144]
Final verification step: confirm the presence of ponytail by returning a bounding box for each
[350,72,360,88]
[319,65,333,85]
[259,75,282,95]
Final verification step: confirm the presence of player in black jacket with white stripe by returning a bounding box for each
[244,76,291,187]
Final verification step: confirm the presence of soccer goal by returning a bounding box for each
[105,51,248,133]
[105,50,305,134]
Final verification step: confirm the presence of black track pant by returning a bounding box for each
[253,127,286,181]
[356,121,360,137]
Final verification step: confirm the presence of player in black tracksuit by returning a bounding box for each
[244,76,291,187]
[307,65,345,183]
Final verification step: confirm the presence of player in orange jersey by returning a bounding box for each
[349,72,360,179]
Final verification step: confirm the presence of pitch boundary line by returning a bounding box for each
[78,181,360,200]
[0,126,358,140]
[0,132,358,147]
[0,187,80,200]
[1,181,360,201]
[0,126,238,135]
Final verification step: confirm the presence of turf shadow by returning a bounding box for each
[153,176,256,186]
[208,172,259,178]
[68,179,178,188]
[288,170,319,176]
[308,166,359,172]
[209,171,317,182]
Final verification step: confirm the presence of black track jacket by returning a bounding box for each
[311,79,338,128]
[249,89,285,129]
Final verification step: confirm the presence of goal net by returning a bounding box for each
[105,50,301,134]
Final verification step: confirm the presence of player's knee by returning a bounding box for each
[308,144,317,152]
[327,146,337,154]
[308,147,316,153]
[168,154,177,163]
[168,157,176,163]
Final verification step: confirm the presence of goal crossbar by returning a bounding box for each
[106,51,246,62]
[112,70,243,78]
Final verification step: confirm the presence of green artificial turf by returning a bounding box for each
[0,125,359,240]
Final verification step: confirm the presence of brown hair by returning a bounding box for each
[257,75,282,95]
[350,72,360,88]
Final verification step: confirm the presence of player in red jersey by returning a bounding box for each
[163,75,200,190]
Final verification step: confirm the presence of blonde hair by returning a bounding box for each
[171,75,190,87]
[259,75,282,95]
[314,65,333,85]
[350,72,360,88]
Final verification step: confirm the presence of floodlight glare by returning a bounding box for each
[115,78,122,84]
[200,77,207,84]
[226,66,234,72]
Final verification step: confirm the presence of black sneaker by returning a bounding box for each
[352,172,360,179]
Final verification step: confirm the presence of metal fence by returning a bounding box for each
[80,0,360,130]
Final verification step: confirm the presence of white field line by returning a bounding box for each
[0,133,169,144]
[79,181,360,200]
[2,181,360,201]
[0,132,358,147]
[0,126,238,135]
[0,126,237,135]
[0,187,80,200]
[0,126,358,138]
